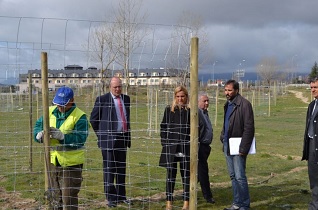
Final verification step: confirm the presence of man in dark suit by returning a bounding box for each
[303,77,318,210]
[198,92,215,204]
[90,77,131,208]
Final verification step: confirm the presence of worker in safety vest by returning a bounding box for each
[34,86,89,210]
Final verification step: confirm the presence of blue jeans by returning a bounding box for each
[224,140,250,209]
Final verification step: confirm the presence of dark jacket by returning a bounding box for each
[159,105,190,167]
[198,109,213,145]
[302,100,318,162]
[90,92,131,149]
[220,94,255,155]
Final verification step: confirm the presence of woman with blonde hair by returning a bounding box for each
[159,86,190,210]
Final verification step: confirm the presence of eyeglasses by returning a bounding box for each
[112,86,122,89]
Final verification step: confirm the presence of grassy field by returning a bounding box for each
[0,85,312,209]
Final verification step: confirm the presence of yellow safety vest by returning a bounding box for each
[49,106,86,167]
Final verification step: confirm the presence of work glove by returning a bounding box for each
[36,131,44,143]
[50,127,64,141]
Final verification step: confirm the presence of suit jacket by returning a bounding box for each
[90,92,131,149]
[198,108,213,145]
[302,100,318,162]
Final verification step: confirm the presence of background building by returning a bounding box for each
[18,65,189,92]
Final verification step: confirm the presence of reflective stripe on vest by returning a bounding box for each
[49,106,86,167]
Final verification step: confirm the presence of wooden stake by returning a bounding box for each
[189,37,199,210]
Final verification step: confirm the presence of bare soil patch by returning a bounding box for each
[288,90,309,104]
[0,187,37,210]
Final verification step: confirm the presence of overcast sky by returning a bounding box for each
[1,0,318,81]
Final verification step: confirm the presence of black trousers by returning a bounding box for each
[101,136,127,203]
[308,138,318,210]
[166,156,190,201]
[198,144,213,200]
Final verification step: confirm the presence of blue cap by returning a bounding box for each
[52,86,74,106]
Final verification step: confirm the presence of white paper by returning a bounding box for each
[229,137,256,155]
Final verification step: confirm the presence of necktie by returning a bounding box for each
[117,96,127,132]
[308,100,318,137]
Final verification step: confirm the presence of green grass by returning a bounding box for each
[0,86,313,209]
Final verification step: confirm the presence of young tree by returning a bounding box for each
[87,0,147,94]
[88,24,121,94]
[309,62,318,80]
[167,11,209,86]
[256,57,280,86]
[112,0,148,93]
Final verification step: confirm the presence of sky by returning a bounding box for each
[0,0,318,82]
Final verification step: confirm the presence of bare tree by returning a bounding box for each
[88,24,121,94]
[256,57,280,86]
[111,0,148,93]
[87,0,147,94]
[167,11,209,86]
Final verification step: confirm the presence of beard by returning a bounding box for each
[226,94,237,101]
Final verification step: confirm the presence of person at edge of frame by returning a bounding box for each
[302,76,318,210]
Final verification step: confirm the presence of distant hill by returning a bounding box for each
[0,77,19,85]
[199,71,308,83]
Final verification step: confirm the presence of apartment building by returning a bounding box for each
[18,65,188,92]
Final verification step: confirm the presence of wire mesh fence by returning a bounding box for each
[0,15,291,209]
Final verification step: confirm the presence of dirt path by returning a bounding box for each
[288,90,310,104]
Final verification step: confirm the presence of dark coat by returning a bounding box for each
[220,94,255,155]
[198,108,213,145]
[159,106,190,168]
[90,92,131,149]
[302,100,318,162]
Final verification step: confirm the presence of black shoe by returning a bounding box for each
[224,204,240,210]
[107,201,117,208]
[206,198,215,204]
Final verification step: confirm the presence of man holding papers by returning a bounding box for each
[220,80,255,210]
